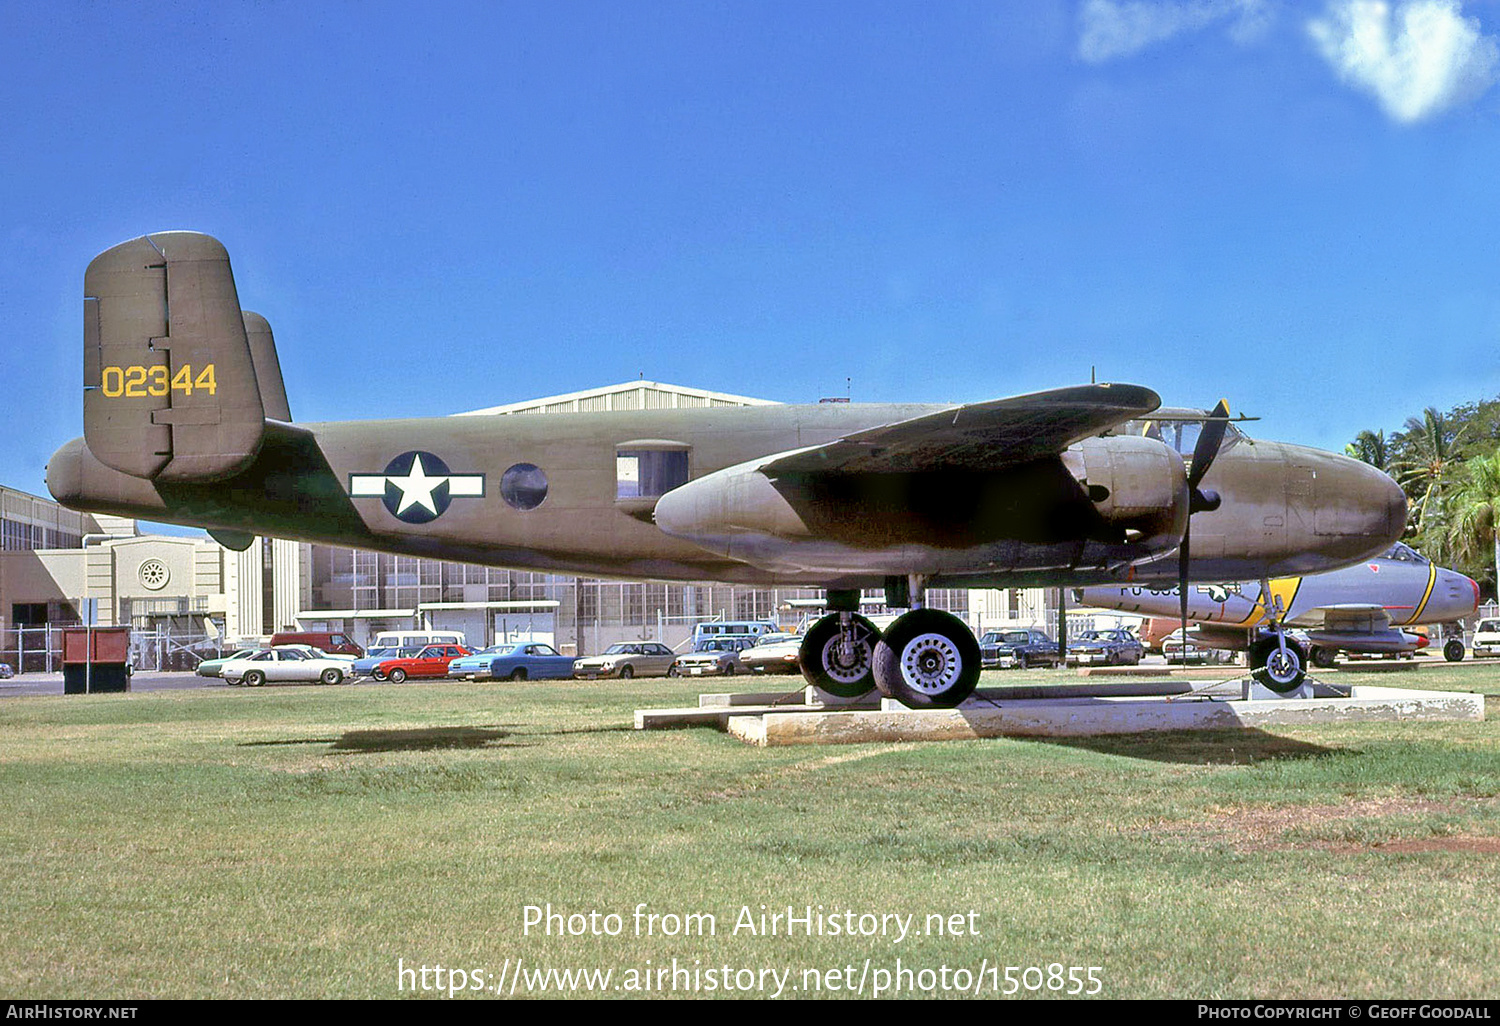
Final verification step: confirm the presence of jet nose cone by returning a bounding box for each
[1435,568,1482,619]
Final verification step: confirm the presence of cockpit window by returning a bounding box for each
[1110,417,1244,456]
[1381,542,1428,563]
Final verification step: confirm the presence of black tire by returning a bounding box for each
[1249,637,1306,693]
[1016,653,1029,671]
[618,665,634,680]
[1310,646,1337,669]
[509,667,529,681]
[388,667,408,684]
[320,668,342,686]
[667,665,680,677]
[371,669,386,681]
[723,661,734,676]
[798,613,879,698]
[243,670,265,688]
[1444,638,1466,662]
[871,609,981,709]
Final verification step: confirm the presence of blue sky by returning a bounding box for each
[4,0,1500,501]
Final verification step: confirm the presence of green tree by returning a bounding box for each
[1448,452,1500,599]
[1345,429,1391,471]
[1390,408,1468,543]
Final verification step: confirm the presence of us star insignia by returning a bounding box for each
[348,451,485,524]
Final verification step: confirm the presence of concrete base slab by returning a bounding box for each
[708,685,1483,747]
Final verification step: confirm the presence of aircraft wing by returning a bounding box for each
[1295,603,1393,633]
[761,383,1161,475]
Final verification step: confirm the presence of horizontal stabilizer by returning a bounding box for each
[761,384,1161,475]
[83,232,266,482]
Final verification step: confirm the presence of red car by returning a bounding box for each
[373,644,473,683]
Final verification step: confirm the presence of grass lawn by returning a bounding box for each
[1,662,1497,999]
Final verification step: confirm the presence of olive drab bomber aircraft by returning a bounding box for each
[46,232,1410,707]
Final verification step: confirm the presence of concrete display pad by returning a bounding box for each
[635,681,1485,746]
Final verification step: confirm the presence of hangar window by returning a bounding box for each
[615,442,690,500]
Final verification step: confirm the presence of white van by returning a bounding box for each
[371,630,468,651]
[691,620,779,645]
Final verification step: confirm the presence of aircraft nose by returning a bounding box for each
[1307,450,1408,550]
[1433,568,1481,620]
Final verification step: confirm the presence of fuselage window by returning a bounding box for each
[616,449,689,499]
[501,463,549,510]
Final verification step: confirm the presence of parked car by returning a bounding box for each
[371,644,473,683]
[1066,628,1144,667]
[979,629,1062,669]
[573,642,677,679]
[195,647,264,677]
[1471,618,1500,658]
[220,646,353,687]
[350,646,421,677]
[671,636,757,677]
[737,632,804,674]
[448,642,575,681]
[268,631,364,657]
[1160,630,1231,664]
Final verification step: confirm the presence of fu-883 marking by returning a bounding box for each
[1125,583,1244,602]
[99,363,218,398]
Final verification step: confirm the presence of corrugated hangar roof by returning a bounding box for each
[454,380,779,417]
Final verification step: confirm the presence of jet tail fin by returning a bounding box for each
[83,231,267,482]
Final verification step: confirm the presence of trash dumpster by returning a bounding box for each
[62,627,133,694]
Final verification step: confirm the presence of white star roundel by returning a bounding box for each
[348,451,485,524]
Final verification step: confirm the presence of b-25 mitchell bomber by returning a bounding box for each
[1078,542,1479,672]
[47,232,1408,708]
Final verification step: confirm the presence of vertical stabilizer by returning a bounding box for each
[242,311,292,422]
[83,231,266,482]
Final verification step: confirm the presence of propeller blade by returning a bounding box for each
[1178,522,1190,665]
[1187,399,1231,491]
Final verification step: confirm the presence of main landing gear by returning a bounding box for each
[799,584,981,709]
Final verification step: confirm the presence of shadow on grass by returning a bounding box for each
[241,725,534,753]
[1025,728,1336,765]
[239,721,635,753]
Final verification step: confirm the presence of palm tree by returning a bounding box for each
[1345,429,1391,472]
[1391,408,1468,538]
[1448,452,1500,598]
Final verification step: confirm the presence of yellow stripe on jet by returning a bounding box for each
[1403,562,1438,626]
[1233,576,1304,628]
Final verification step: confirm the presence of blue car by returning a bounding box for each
[350,646,420,678]
[448,642,575,682]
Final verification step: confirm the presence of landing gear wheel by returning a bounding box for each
[799,613,880,698]
[1249,637,1306,694]
[872,609,981,709]
[320,668,342,685]
[388,667,408,683]
[1310,646,1337,669]
[1444,638,1466,662]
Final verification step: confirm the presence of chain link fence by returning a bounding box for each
[1,625,226,674]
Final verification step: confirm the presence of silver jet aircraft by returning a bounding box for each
[1078,542,1479,673]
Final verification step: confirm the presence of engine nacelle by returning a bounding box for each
[1061,434,1187,549]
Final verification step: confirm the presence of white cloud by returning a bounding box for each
[1077,0,1273,63]
[1307,0,1499,123]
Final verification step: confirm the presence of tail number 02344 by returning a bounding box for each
[100,364,218,398]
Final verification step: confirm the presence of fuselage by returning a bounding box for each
[46,402,1408,589]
